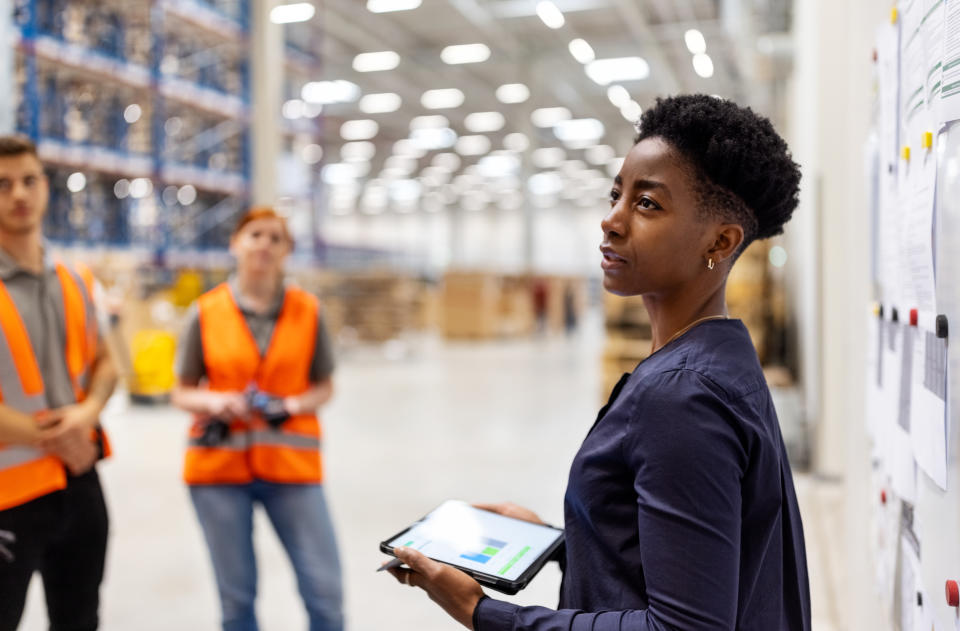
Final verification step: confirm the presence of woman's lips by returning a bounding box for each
[600,246,628,271]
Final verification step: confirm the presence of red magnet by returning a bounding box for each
[910,309,918,326]
[880,490,887,505]
[946,580,959,607]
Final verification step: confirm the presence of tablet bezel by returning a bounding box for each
[379,503,565,595]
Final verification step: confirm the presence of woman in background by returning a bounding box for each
[173,207,342,631]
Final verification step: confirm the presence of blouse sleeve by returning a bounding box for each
[474,369,748,631]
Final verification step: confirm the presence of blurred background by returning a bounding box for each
[0,0,914,630]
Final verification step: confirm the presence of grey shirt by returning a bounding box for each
[176,279,335,384]
[0,245,95,409]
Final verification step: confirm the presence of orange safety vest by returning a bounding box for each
[183,283,323,486]
[0,261,110,511]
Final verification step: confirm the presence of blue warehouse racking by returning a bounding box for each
[11,0,252,251]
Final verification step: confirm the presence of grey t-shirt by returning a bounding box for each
[176,281,335,384]
[0,245,98,409]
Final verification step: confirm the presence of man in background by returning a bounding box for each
[0,135,117,631]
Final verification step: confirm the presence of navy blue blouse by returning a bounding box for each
[475,319,810,631]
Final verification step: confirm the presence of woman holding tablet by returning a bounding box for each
[386,95,811,631]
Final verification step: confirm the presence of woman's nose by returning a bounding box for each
[601,202,625,238]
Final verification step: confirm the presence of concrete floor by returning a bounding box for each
[19,319,844,630]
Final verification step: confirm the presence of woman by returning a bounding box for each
[173,207,343,631]
[387,95,811,631]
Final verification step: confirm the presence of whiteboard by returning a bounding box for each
[910,120,960,630]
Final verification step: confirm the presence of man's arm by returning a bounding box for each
[40,337,118,474]
[0,403,42,444]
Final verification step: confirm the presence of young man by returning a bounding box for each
[0,135,117,631]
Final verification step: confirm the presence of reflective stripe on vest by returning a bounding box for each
[183,283,323,485]
[187,430,321,451]
[0,263,104,510]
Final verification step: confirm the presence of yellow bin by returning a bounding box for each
[129,330,177,404]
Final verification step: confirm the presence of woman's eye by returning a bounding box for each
[637,197,658,210]
[608,190,620,204]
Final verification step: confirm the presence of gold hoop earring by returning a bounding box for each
[707,258,715,270]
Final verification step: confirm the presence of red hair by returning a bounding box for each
[232,206,293,247]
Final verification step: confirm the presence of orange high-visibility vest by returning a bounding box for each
[0,262,108,511]
[183,283,323,485]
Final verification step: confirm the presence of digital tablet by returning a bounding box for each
[380,500,565,595]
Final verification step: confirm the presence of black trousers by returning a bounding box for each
[0,469,109,631]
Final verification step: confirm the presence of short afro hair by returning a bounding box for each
[634,94,800,247]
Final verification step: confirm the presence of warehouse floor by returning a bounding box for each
[19,315,844,631]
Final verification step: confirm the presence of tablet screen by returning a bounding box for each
[384,500,562,582]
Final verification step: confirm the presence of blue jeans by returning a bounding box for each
[189,481,343,631]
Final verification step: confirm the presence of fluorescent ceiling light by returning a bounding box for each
[620,100,642,122]
[302,144,323,164]
[693,53,714,78]
[129,178,153,199]
[453,173,480,192]
[464,112,505,133]
[560,159,587,175]
[496,83,530,104]
[441,43,491,65]
[419,166,451,187]
[568,38,595,64]
[503,132,529,152]
[124,104,142,123]
[432,152,462,172]
[585,57,650,85]
[531,106,571,128]
[532,147,565,169]
[282,99,305,120]
[67,172,87,193]
[455,135,492,156]
[177,184,198,205]
[367,0,421,13]
[411,127,458,150]
[421,88,465,109]
[685,29,707,55]
[536,1,565,29]
[554,118,604,143]
[384,156,418,175]
[528,172,563,196]
[359,92,402,114]
[353,51,400,72]
[390,179,422,203]
[302,80,360,104]
[270,2,315,24]
[478,154,520,178]
[410,115,450,130]
[606,85,630,108]
[585,144,615,165]
[393,139,427,158]
[340,119,379,141]
[340,141,376,162]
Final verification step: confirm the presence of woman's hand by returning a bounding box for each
[206,392,249,418]
[386,547,485,629]
[473,502,545,525]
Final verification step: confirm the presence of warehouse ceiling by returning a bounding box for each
[284,0,794,213]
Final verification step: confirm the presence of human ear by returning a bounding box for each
[707,224,745,264]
